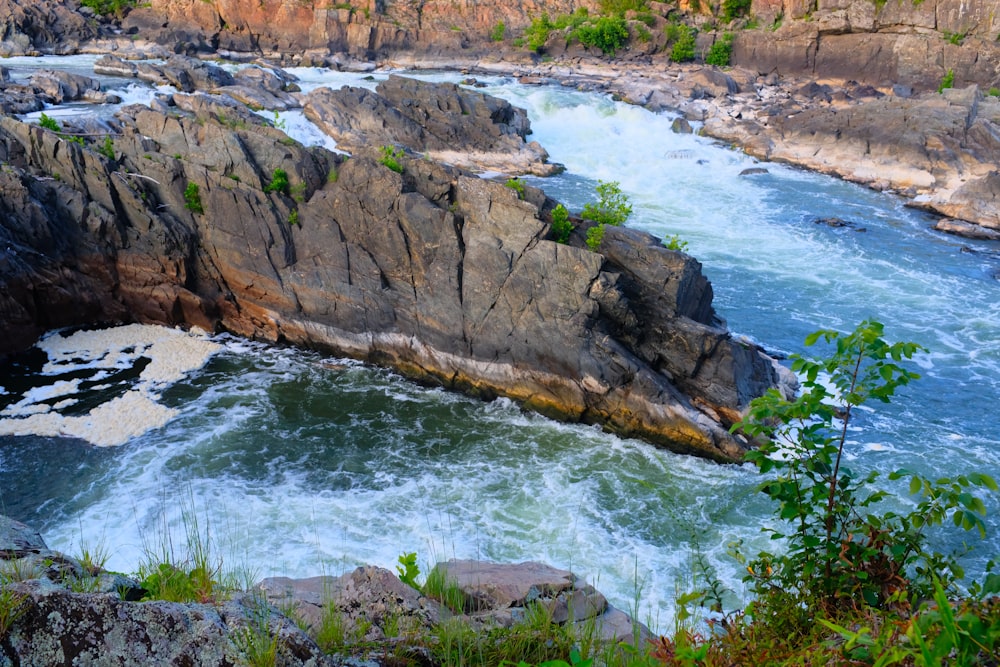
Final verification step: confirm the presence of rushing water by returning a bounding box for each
[1,57,999,630]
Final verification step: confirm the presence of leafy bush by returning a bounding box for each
[663,234,688,251]
[80,0,135,18]
[264,168,290,195]
[736,320,996,614]
[575,16,630,56]
[668,24,696,62]
[581,180,632,227]
[705,32,734,66]
[938,68,955,93]
[184,182,204,214]
[550,204,573,243]
[585,225,605,251]
[990,87,1000,97]
[524,14,554,51]
[396,552,420,589]
[97,135,115,161]
[38,113,60,132]
[721,0,752,23]
[490,21,505,42]
[505,177,526,199]
[379,145,405,173]
[599,0,648,14]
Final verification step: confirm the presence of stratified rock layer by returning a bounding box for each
[0,78,777,461]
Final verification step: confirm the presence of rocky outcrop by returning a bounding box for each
[303,74,558,175]
[261,560,652,657]
[0,516,650,666]
[0,76,776,461]
[0,0,99,56]
[700,82,1000,231]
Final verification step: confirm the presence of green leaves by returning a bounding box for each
[734,319,996,617]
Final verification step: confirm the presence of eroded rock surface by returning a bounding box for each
[0,76,776,460]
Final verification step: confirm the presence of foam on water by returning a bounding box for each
[1,64,999,630]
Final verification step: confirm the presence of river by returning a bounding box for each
[1,57,998,630]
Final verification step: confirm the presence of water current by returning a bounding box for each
[1,57,999,629]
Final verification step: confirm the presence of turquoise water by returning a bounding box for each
[2,61,999,630]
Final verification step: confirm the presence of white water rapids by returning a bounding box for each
[0,57,998,631]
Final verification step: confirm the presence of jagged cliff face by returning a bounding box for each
[739,0,1000,90]
[125,0,598,57]
[0,73,779,461]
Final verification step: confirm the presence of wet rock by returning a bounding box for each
[814,216,865,231]
[671,117,693,134]
[739,167,769,176]
[933,218,1000,241]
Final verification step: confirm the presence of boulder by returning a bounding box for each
[303,75,560,175]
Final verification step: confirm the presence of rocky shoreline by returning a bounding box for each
[0,514,650,666]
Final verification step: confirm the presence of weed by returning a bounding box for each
[288,208,299,226]
[505,177,526,199]
[0,558,43,583]
[0,588,27,639]
[721,0,751,23]
[97,135,115,161]
[396,552,420,590]
[989,87,1000,97]
[491,21,506,41]
[667,24,696,62]
[80,0,136,18]
[943,30,966,45]
[705,32,734,67]
[938,68,955,93]
[290,182,307,202]
[77,536,111,576]
[67,135,85,147]
[379,145,405,174]
[264,168,290,196]
[327,168,339,183]
[183,182,203,214]
[38,113,61,132]
[231,592,279,667]
[550,204,573,243]
[663,234,689,252]
[423,566,466,613]
[585,225,605,251]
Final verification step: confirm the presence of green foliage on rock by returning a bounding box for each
[599,0,648,14]
[524,14,555,51]
[396,552,420,589]
[667,23,696,62]
[80,0,136,19]
[184,182,204,214]
[705,32,734,66]
[379,145,405,173]
[576,16,630,56]
[721,0,752,23]
[490,21,506,42]
[97,135,115,161]
[938,68,955,93]
[505,177,526,199]
[550,204,573,244]
[581,180,632,227]
[38,113,60,132]
[585,225,606,251]
[264,168,290,195]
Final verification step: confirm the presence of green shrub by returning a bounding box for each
[663,234,688,251]
[599,0,648,14]
[287,208,299,226]
[633,11,657,26]
[668,24,696,62]
[705,32,734,66]
[581,180,632,227]
[721,0,752,22]
[585,225,605,251]
[38,113,60,132]
[938,68,955,93]
[184,182,204,214]
[504,177,526,199]
[490,20,505,42]
[550,204,573,243]
[379,145,405,173]
[524,14,554,51]
[264,168,290,195]
[97,135,115,161]
[575,16,630,56]
[989,87,1000,97]
[736,320,997,615]
[80,0,135,18]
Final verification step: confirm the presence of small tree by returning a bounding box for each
[581,180,632,227]
[736,320,997,618]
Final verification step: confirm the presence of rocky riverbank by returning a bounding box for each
[0,514,649,666]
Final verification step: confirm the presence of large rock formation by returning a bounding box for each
[0,515,650,666]
[0,75,777,462]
